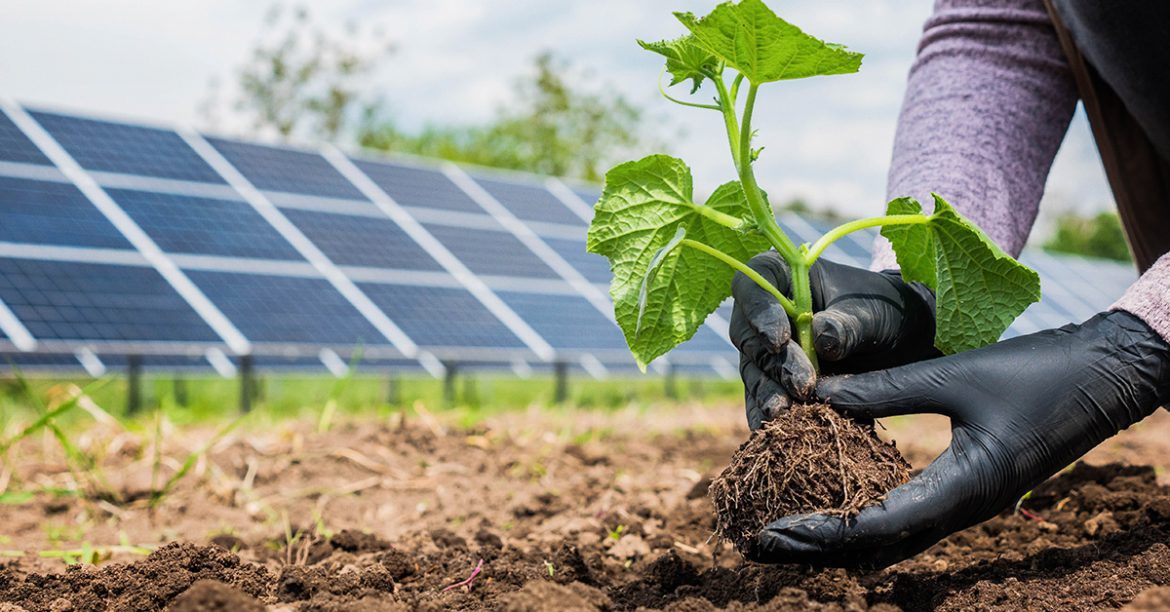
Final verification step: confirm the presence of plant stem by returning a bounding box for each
[713,76,742,169]
[680,239,798,317]
[732,83,813,365]
[804,214,928,266]
[688,201,749,230]
[657,68,722,111]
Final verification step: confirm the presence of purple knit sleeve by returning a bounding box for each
[871,0,1079,270]
[1113,254,1170,344]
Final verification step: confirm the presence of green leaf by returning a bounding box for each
[638,35,718,94]
[587,155,770,369]
[881,194,1041,354]
[675,0,863,84]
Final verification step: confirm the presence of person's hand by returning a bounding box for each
[750,310,1170,570]
[731,252,938,430]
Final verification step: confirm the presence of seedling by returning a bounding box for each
[587,0,1040,370]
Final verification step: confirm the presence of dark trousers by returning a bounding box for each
[1045,0,1170,272]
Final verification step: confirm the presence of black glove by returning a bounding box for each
[750,310,1170,570]
[730,253,938,430]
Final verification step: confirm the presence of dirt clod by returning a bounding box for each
[167,579,265,612]
[708,403,912,554]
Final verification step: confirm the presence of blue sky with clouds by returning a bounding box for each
[1,0,1112,237]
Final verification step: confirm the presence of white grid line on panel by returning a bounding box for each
[337,266,462,288]
[400,207,502,231]
[539,172,738,352]
[0,160,68,184]
[2,101,253,355]
[545,178,595,223]
[0,242,148,266]
[179,129,420,358]
[322,145,556,362]
[89,171,243,201]
[168,254,320,278]
[262,191,382,217]
[0,297,36,351]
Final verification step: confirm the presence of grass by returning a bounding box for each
[0,371,740,428]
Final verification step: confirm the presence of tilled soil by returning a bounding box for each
[3,404,1170,610]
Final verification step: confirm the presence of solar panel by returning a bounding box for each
[494,291,628,351]
[0,110,52,166]
[475,175,586,226]
[205,137,368,201]
[281,208,443,271]
[543,236,611,284]
[184,270,386,346]
[572,188,600,209]
[352,158,484,214]
[29,110,225,183]
[422,223,561,279]
[0,257,219,343]
[357,283,527,349]
[0,176,133,249]
[108,188,304,261]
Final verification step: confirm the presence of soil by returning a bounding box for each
[708,403,911,555]
[2,403,1170,610]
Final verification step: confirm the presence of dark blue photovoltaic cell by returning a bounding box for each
[358,283,526,348]
[185,270,385,345]
[0,353,86,370]
[282,208,442,271]
[0,176,132,249]
[495,291,627,350]
[476,175,586,226]
[423,223,560,279]
[108,188,303,260]
[0,258,219,342]
[353,159,484,213]
[29,111,225,183]
[544,236,611,284]
[206,137,367,201]
[0,110,52,166]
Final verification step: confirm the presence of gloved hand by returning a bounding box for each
[750,310,1170,570]
[731,252,938,430]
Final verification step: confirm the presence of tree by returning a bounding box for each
[203,4,393,142]
[359,53,659,182]
[1043,211,1132,261]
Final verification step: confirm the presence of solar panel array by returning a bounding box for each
[0,103,1141,380]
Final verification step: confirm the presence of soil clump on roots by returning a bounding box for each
[709,403,912,555]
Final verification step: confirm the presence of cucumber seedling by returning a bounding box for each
[586,0,1041,372]
[585,0,1043,555]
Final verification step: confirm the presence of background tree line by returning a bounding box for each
[201,4,1130,263]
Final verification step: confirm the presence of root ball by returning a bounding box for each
[709,403,912,555]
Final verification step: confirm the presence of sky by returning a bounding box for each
[0,0,1113,240]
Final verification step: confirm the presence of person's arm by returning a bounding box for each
[872,0,1078,269]
[730,0,1080,430]
[1114,254,1170,345]
[747,0,1170,568]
